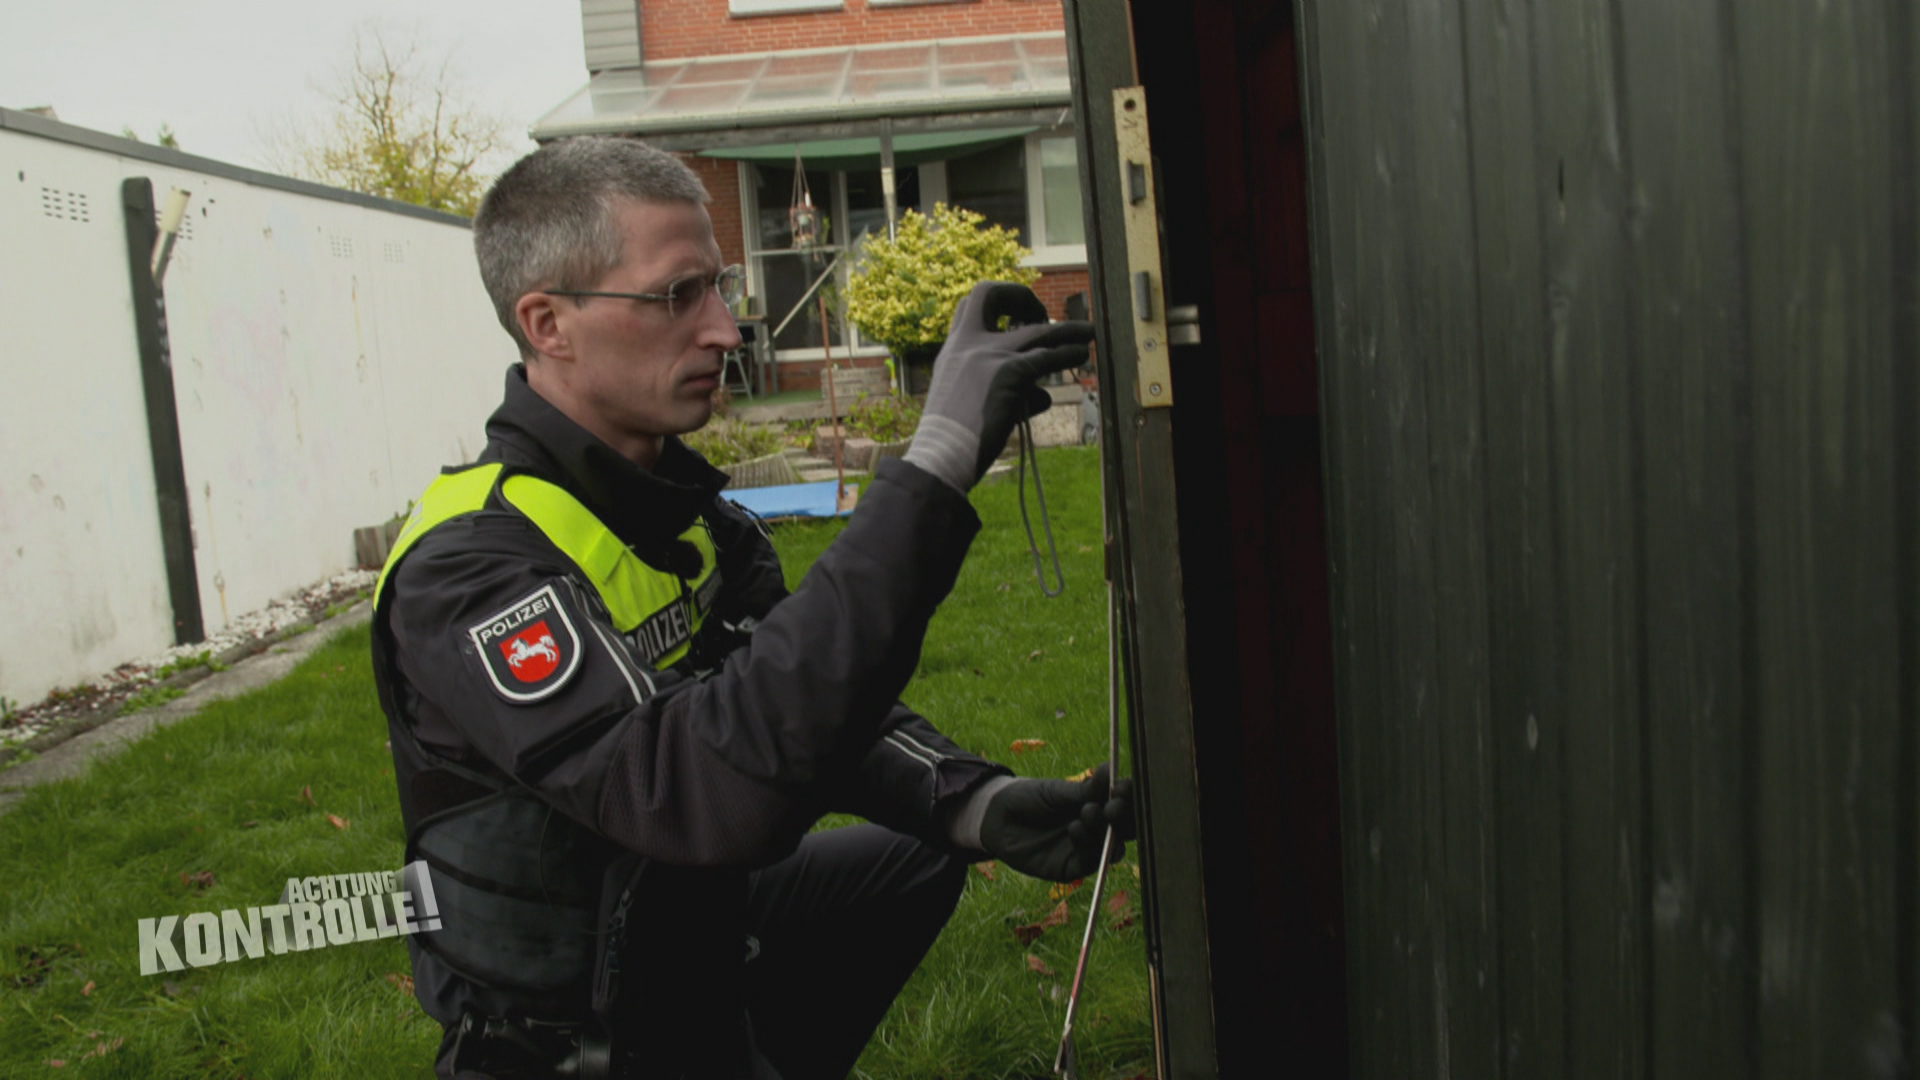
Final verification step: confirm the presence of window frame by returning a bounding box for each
[1021,130,1089,269]
[728,0,844,16]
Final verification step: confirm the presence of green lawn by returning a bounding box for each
[0,447,1152,1079]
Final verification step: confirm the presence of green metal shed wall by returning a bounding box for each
[1296,0,1919,1075]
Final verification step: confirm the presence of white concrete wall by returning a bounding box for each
[0,123,519,707]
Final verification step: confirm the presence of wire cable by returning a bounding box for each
[1017,417,1066,597]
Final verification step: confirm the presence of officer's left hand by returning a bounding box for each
[977,765,1135,882]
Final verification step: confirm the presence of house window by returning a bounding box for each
[743,162,920,359]
[729,0,843,15]
[944,140,1027,239]
[938,132,1087,266]
[1032,135,1085,248]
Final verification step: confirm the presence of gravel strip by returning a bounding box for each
[0,568,378,762]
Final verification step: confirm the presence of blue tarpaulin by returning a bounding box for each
[723,481,858,521]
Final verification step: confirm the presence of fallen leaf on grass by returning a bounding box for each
[327,814,350,831]
[1026,954,1056,977]
[1028,649,1045,661]
[178,871,216,891]
[1054,709,1067,719]
[161,980,192,998]
[1107,890,1129,915]
[1012,900,1073,944]
[1107,889,1139,929]
[45,1060,64,1068]
[385,972,415,996]
[1130,863,1140,880]
[1066,767,1096,782]
[238,821,258,829]
[974,861,997,882]
[79,1037,124,1061]
[1010,739,1048,754]
[298,786,316,806]
[80,981,94,997]
[1049,878,1085,902]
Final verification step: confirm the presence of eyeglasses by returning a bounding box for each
[545,264,747,320]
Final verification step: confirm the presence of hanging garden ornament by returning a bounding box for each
[789,151,821,251]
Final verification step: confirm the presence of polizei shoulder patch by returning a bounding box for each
[468,584,582,703]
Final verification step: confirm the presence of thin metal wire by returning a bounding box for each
[1017,417,1066,597]
[1055,445,1122,1077]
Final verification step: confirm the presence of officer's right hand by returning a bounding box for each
[977,764,1134,883]
[902,282,1096,492]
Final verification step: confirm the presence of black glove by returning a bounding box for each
[902,282,1096,492]
[977,765,1135,883]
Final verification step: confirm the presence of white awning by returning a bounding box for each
[531,32,1072,141]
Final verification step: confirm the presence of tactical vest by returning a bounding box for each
[374,462,725,1012]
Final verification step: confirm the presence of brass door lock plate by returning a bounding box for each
[1114,87,1173,409]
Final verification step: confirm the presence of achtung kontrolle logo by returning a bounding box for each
[138,860,440,975]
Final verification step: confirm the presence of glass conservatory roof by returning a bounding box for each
[531,33,1072,140]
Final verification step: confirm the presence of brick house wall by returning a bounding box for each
[1031,267,1089,321]
[685,155,748,267]
[644,0,1064,61]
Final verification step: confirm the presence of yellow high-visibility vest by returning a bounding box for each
[376,463,718,670]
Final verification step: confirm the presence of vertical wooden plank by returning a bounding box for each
[1526,1,1651,1077]
[1452,0,1571,1074]
[1612,0,1757,1074]
[1731,1,1905,1075]
[1296,1,1433,1074]
[1896,0,1920,1068]
[1400,0,1504,1076]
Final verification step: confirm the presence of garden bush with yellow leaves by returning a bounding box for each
[844,202,1039,354]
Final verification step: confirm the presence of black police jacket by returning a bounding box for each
[372,366,1011,1044]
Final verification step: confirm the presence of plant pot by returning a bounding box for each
[718,451,799,490]
[869,438,913,467]
[896,343,943,396]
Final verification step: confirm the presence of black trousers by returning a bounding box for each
[741,825,966,1079]
[438,825,966,1080]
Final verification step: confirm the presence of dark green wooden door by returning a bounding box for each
[1297,0,1920,1076]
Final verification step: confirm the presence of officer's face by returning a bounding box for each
[552,199,741,461]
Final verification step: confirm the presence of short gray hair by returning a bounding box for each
[473,136,710,357]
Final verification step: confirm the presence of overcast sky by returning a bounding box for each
[0,0,589,172]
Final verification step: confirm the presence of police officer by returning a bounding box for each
[371,136,1132,1079]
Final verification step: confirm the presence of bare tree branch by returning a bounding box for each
[260,24,507,216]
